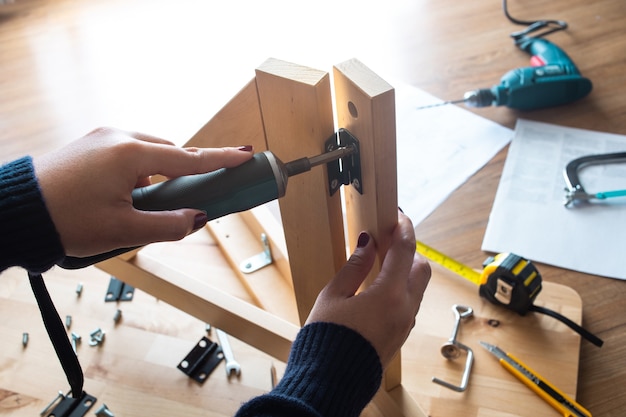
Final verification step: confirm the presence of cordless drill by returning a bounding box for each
[463,37,593,110]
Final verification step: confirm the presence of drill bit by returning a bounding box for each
[416,88,498,110]
[415,98,467,110]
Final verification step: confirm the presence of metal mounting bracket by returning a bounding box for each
[325,128,363,196]
[239,233,273,273]
[177,336,224,383]
[42,391,97,417]
[105,276,134,302]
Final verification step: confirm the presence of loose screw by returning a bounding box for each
[113,309,122,324]
[71,332,81,353]
[94,403,115,417]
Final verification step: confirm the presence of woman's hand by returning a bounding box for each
[34,127,254,257]
[306,210,431,368]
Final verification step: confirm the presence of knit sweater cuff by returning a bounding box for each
[0,156,65,272]
[236,322,382,417]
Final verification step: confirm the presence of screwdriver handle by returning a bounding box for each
[58,151,288,269]
[132,151,287,216]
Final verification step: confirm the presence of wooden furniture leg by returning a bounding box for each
[333,58,401,391]
[254,58,346,325]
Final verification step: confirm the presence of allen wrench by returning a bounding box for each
[432,304,474,392]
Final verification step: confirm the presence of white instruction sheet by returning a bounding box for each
[482,119,626,280]
[394,83,513,225]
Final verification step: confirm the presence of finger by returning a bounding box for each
[406,254,432,306]
[135,144,255,179]
[372,212,417,289]
[115,208,207,247]
[326,232,377,297]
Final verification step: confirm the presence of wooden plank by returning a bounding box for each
[333,59,402,392]
[182,77,298,320]
[97,252,299,362]
[255,58,346,324]
[185,78,267,151]
[333,59,398,268]
[207,213,299,324]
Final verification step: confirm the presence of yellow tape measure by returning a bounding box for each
[415,240,482,285]
[416,240,604,347]
[415,240,542,315]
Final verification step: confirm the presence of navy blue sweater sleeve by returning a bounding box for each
[235,322,383,417]
[0,156,65,273]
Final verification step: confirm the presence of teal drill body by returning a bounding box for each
[465,37,592,110]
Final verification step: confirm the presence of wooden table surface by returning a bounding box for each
[1,0,625,416]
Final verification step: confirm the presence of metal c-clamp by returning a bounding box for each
[563,151,626,207]
[432,305,474,392]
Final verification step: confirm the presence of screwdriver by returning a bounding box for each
[131,145,356,216]
[58,145,355,269]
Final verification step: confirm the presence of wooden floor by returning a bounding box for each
[0,230,285,416]
[2,0,626,416]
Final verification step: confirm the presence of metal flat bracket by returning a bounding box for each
[43,391,97,417]
[325,128,363,196]
[239,233,272,273]
[177,336,224,383]
[105,277,134,302]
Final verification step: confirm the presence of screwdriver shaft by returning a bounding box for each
[285,145,356,177]
[308,145,356,167]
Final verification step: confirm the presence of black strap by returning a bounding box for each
[28,271,84,398]
[529,304,604,347]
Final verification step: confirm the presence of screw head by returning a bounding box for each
[440,342,462,360]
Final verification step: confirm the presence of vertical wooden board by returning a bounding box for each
[255,58,346,325]
[185,79,267,151]
[333,59,398,260]
[333,59,401,391]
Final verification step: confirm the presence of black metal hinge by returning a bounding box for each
[42,391,97,417]
[325,128,363,196]
[177,336,224,383]
[105,276,134,302]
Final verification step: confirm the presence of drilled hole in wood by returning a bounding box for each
[348,101,358,118]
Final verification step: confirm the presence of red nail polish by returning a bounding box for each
[357,232,370,248]
[193,212,208,231]
[238,145,253,152]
